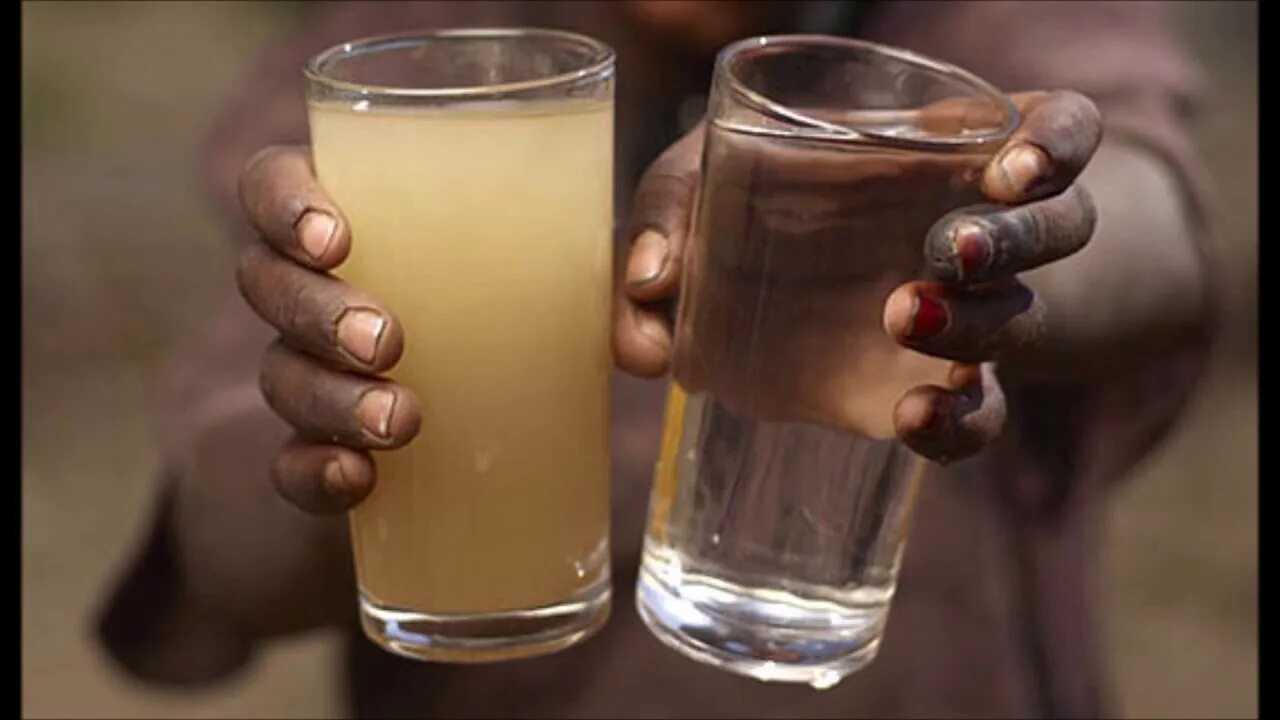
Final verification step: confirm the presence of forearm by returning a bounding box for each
[1001,137,1213,383]
[170,402,354,638]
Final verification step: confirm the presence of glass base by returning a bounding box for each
[635,562,886,690]
[359,583,610,663]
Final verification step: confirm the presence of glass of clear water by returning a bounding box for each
[635,35,1017,689]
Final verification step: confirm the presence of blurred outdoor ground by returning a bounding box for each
[21,2,1257,718]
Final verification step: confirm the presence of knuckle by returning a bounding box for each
[277,274,316,336]
[234,244,276,298]
[636,170,695,213]
[258,342,288,402]
[239,146,285,203]
[240,145,313,232]
[243,145,284,178]
[297,363,331,422]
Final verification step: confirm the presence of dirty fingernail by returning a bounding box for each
[296,210,338,260]
[907,293,950,341]
[951,222,991,280]
[356,388,396,439]
[998,144,1050,195]
[921,396,952,435]
[337,308,386,365]
[626,230,670,287]
[322,458,348,495]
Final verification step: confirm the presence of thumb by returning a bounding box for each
[623,124,705,303]
[613,124,704,378]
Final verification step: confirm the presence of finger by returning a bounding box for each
[982,90,1103,204]
[918,94,1016,136]
[923,184,1097,284]
[883,280,1045,363]
[894,363,1006,465]
[612,298,673,378]
[239,145,351,269]
[260,341,422,449]
[237,244,404,373]
[272,436,376,514]
[623,125,704,303]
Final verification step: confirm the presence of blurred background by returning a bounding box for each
[21,1,1256,718]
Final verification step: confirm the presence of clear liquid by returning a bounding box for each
[638,122,982,686]
[309,99,614,657]
[638,385,925,688]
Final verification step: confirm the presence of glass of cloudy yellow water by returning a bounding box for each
[305,29,615,663]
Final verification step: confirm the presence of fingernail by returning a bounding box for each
[626,230,669,287]
[337,308,386,365]
[322,458,347,495]
[998,144,1050,195]
[295,210,338,260]
[357,388,396,439]
[951,222,991,280]
[921,397,952,435]
[907,293,950,341]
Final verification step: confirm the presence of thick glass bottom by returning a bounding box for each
[635,555,887,690]
[358,582,611,663]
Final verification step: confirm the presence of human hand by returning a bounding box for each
[615,91,1101,463]
[235,146,422,513]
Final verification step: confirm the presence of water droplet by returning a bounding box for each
[711,533,721,545]
[573,562,586,578]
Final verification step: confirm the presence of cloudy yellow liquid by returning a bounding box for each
[309,99,613,619]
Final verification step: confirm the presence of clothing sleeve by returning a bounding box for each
[92,0,313,667]
[859,0,1218,515]
[93,288,279,683]
[93,3,378,685]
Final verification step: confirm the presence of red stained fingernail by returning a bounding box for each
[922,397,951,435]
[952,223,990,279]
[907,293,950,341]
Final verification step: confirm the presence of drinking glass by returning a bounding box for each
[635,35,1017,688]
[306,28,615,663]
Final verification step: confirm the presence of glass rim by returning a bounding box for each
[716,34,1019,152]
[304,27,616,100]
